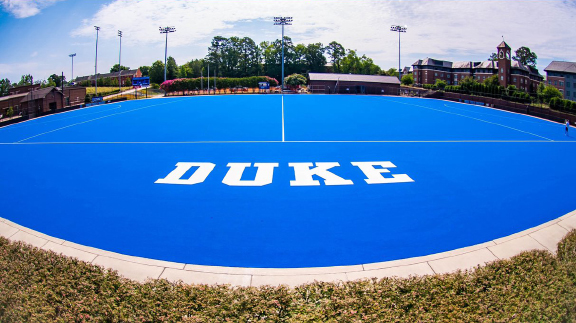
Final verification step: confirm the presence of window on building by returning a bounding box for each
[549,80,552,85]
[555,81,557,86]
[567,82,571,87]
[560,81,564,86]
[501,76,503,81]
[568,91,571,97]
[435,73,437,76]
[513,77,517,82]
[501,68,504,73]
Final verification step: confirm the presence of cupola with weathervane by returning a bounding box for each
[497,40,511,88]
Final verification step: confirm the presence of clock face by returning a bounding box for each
[498,50,504,59]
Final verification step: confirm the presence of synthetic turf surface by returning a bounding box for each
[0,95,575,268]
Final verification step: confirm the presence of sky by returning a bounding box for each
[0,0,575,83]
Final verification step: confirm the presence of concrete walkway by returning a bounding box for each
[1,210,574,287]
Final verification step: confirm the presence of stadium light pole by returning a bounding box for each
[274,16,292,90]
[159,26,176,83]
[94,26,100,97]
[390,25,407,81]
[69,53,76,83]
[118,30,122,92]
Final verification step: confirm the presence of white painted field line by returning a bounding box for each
[3,139,576,145]
[384,98,554,141]
[282,95,285,142]
[15,98,195,143]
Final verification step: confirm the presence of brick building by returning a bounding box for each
[544,61,576,102]
[412,41,543,93]
[308,73,400,94]
[75,69,142,86]
[0,85,86,119]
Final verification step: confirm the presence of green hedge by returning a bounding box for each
[161,76,279,93]
[1,230,576,321]
[550,97,576,113]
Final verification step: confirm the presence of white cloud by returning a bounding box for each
[1,0,62,18]
[70,0,576,70]
[30,51,38,58]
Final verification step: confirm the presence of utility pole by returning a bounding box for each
[94,26,100,97]
[274,17,293,91]
[390,25,407,81]
[118,30,122,93]
[159,26,176,83]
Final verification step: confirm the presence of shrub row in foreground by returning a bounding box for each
[1,231,576,322]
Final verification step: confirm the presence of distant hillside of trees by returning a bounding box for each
[140,36,395,84]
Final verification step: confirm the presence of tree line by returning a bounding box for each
[138,36,397,85]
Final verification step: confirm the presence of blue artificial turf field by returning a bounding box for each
[0,95,575,268]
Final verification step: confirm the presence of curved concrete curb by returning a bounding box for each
[1,210,575,287]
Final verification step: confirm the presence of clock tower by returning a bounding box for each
[497,41,511,88]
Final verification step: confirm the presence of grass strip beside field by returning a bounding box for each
[1,231,575,322]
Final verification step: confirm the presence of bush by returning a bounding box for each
[161,76,279,93]
[150,83,160,89]
[434,79,447,90]
[6,106,13,118]
[1,230,576,321]
[284,73,307,89]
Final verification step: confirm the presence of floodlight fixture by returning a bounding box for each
[273,17,293,90]
[94,26,100,96]
[69,53,76,82]
[159,26,176,82]
[390,25,407,81]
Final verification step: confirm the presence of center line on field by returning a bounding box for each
[282,95,285,142]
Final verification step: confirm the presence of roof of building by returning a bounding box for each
[452,61,472,69]
[75,69,140,82]
[413,58,453,68]
[20,87,61,103]
[544,61,576,74]
[474,61,497,69]
[0,92,28,102]
[497,41,510,49]
[308,73,401,85]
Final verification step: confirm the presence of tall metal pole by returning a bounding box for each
[390,25,407,81]
[159,27,176,83]
[118,30,122,92]
[69,53,76,83]
[208,64,210,94]
[94,26,100,97]
[274,17,292,91]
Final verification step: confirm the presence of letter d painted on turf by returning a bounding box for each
[155,162,215,185]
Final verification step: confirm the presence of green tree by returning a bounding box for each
[538,84,562,103]
[284,73,307,89]
[166,56,178,80]
[110,64,130,73]
[513,46,537,67]
[434,79,447,90]
[488,53,498,61]
[6,106,13,118]
[139,66,151,77]
[385,68,398,77]
[0,78,10,96]
[149,60,165,84]
[325,41,345,73]
[48,74,62,87]
[17,74,33,86]
[483,75,499,87]
[401,74,414,86]
[305,43,326,73]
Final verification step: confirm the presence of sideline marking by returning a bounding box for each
[282,95,285,142]
[2,140,575,145]
[384,98,554,141]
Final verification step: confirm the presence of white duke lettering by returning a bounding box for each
[155,162,414,186]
